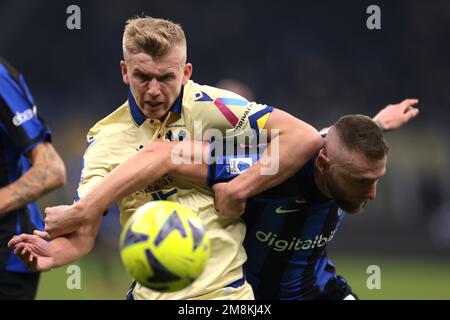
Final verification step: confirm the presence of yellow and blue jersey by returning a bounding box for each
[0,57,50,273]
[76,80,273,299]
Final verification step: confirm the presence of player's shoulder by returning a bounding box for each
[0,58,20,92]
[0,64,9,83]
[183,80,250,109]
[0,57,19,81]
[86,101,134,142]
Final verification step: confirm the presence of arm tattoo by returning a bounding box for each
[0,143,64,213]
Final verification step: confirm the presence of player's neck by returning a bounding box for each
[154,112,169,122]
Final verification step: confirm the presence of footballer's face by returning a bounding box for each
[121,47,192,120]
[323,151,387,214]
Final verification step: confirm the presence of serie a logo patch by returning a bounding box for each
[228,157,253,174]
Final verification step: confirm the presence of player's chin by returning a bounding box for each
[346,201,367,214]
[336,200,365,214]
[143,104,168,119]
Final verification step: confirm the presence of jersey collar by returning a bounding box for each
[128,86,184,127]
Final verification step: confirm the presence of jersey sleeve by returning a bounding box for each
[75,134,114,202]
[207,142,267,186]
[0,63,51,154]
[188,86,273,142]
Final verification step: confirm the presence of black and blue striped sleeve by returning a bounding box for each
[0,59,51,154]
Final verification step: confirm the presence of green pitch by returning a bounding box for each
[36,255,132,300]
[35,253,450,299]
[330,254,450,300]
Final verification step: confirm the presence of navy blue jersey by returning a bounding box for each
[209,147,347,299]
[0,57,50,272]
[242,157,346,299]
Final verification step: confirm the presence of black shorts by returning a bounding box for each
[0,269,40,300]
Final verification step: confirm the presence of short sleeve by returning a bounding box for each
[188,86,273,143]
[75,135,113,201]
[0,63,51,154]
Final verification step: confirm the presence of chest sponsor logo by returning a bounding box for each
[255,229,337,252]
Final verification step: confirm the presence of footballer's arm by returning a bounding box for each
[0,142,66,214]
[43,99,420,233]
[43,141,208,237]
[214,101,420,217]
[213,108,323,217]
[319,99,420,135]
[45,109,323,232]
[9,145,207,270]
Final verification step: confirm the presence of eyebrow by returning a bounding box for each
[351,176,377,183]
[133,68,152,76]
[133,68,175,78]
[350,171,386,182]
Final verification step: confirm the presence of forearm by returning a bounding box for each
[48,216,101,268]
[170,164,208,184]
[0,143,66,214]
[320,99,420,134]
[44,141,208,237]
[77,142,178,215]
[227,111,323,200]
[0,166,56,213]
[168,140,208,184]
[227,129,322,200]
[48,233,92,268]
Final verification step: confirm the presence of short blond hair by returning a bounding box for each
[122,16,186,61]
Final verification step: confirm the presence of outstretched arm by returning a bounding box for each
[46,110,323,231]
[213,99,420,217]
[372,99,419,131]
[11,141,204,268]
[319,99,420,135]
[43,141,207,238]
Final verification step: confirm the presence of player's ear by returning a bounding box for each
[120,60,129,85]
[316,151,330,174]
[182,63,192,85]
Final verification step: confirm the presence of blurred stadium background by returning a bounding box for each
[1,0,450,299]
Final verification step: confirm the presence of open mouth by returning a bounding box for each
[145,101,163,107]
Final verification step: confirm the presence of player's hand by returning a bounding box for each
[373,99,420,132]
[213,182,246,218]
[44,204,86,238]
[7,234,54,272]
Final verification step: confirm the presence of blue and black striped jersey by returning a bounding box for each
[208,148,347,299]
[0,57,51,272]
[242,156,346,299]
